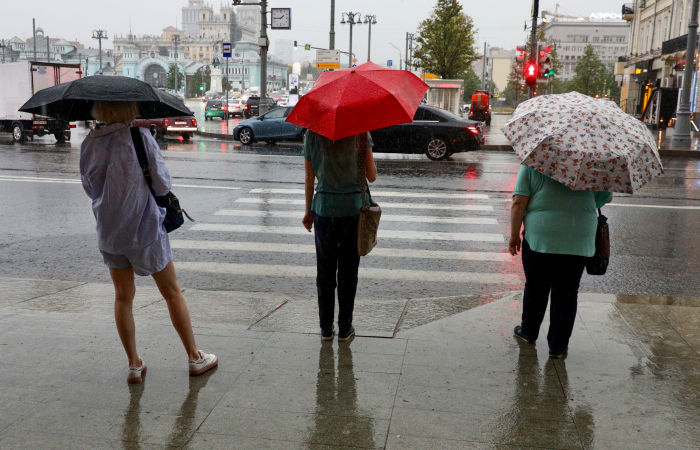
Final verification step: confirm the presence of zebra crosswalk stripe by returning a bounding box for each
[214,209,498,225]
[176,261,519,284]
[234,198,494,212]
[189,223,504,242]
[170,239,511,262]
[249,188,489,199]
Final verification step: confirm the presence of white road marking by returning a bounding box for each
[0,175,240,190]
[249,188,489,199]
[189,223,504,242]
[235,197,495,211]
[177,262,519,284]
[170,239,511,262]
[214,209,498,225]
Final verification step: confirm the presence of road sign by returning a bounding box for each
[387,59,392,67]
[304,43,311,51]
[316,49,340,69]
[289,73,299,88]
[223,42,232,58]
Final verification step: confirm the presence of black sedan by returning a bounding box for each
[371,104,483,160]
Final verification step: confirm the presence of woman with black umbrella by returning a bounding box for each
[80,101,217,383]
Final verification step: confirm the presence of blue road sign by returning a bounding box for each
[387,59,392,67]
[304,43,311,51]
[223,42,232,57]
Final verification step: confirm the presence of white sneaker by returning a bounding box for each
[189,351,218,376]
[127,360,147,384]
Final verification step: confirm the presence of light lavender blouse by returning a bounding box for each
[80,123,171,254]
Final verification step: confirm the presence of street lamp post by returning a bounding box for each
[0,40,6,63]
[329,0,335,50]
[92,29,108,74]
[672,0,700,148]
[340,12,363,67]
[405,32,414,71]
[389,42,403,70]
[364,14,377,62]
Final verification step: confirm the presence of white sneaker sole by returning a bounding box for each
[127,366,147,384]
[189,358,218,376]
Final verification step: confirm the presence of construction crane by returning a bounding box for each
[541,3,588,21]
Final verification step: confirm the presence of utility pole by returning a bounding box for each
[405,32,414,71]
[46,36,50,62]
[329,0,335,50]
[0,40,6,63]
[259,0,268,105]
[341,12,363,67]
[364,15,376,62]
[92,29,108,75]
[528,0,539,98]
[672,0,700,147]
[32,19,37,61]
[481,42,488,90]
[405,33,409,71]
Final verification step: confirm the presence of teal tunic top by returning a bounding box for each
[302,131,373,217]
[513,165,612,257]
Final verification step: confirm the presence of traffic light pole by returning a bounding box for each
[672,0,700,148]
[528,0,539,98]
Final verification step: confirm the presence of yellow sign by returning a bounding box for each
[422,73,441,79]
[316,62,340,69]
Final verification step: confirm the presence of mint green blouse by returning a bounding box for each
[302,131,373,217]
[513,165,612,257]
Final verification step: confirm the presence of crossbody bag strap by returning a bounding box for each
[358,132,368,207]
[130,126,156,197]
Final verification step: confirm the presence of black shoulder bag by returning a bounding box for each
[130,127,193,233]
[585,208,609,275]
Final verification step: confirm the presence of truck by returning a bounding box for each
[0,61,82,143]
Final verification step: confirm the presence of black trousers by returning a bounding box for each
[313,214,360,333]
[520,239,585,353]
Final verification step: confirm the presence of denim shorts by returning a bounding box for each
[100,235,172,276]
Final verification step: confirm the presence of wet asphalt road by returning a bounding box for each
[0,128,699,300]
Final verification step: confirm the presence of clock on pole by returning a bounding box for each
[270,8,291,29]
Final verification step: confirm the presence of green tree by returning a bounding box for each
[462,67,481,102]
[569,45,609,97]
[166,64,184,92]
[502,61,525,107]
[222,77,232,91]
[412,0,478,79]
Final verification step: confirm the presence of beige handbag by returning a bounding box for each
[357,134,381,256]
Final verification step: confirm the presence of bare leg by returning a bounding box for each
[151,261,199,360]
[109,267,141,367]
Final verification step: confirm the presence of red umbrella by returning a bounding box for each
[286,62,429,141]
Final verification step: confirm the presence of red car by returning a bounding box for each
[132,116,197,141]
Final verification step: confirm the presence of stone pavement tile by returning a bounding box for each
[251,297,406,338]
[197,407,389,448]
[185,433,308,449]
[0,428,166,450]
[235,362,401,397]
[262,332,408,356]
[387,407,581,449]
[399,294,483,331]
[0,278,83,309]
[16,282,163,314]
[664,306,700,354]
[394,383,572,422]
[219,382,394,420]
[385,435,543,450]
[251,345,405,374]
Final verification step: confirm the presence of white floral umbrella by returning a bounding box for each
[502,91,663,194]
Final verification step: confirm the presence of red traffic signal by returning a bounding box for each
[524,62,538,86]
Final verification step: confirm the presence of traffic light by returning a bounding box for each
[515,45,527,64]
[524,62,537,87]
[199,84,204,92]
[293,40,298,49]
[538,43,552,79]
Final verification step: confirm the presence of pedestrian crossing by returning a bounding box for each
[174,186,522,292]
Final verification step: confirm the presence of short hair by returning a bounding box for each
[91,101,140,124]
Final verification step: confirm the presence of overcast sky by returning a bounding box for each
[3,0,620,64]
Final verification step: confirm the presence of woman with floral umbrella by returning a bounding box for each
[503,92,663,358]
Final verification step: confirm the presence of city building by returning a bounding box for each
[618,0,695,118]
[542,15,629,81]
[471,47,515,98]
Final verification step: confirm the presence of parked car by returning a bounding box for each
[370,104,483,160]
[233,106,305,145]
[243,96,277,118]
[132,116,197,141]
[227,98,245,117]
[277,96,289,107]
[204,100,227,120]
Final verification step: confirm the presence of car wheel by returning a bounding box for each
[425,137,450,161]
[238,127,254,145]
[54,131,66,143]
[12,123,25,143]
[181,134,191,142]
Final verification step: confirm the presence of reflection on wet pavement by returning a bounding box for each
[1,278,698,448]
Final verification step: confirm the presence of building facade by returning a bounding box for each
[619,0,695,116]
[543,18,629,81]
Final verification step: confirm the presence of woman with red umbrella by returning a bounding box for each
[290,62,428,341]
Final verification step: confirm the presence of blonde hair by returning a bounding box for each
[91,101,140,124]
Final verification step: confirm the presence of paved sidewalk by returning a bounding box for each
[1,277,698,448]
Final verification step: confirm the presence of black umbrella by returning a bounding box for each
[19,75,193,121]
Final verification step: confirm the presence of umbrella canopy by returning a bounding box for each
[502,91,663,194]
[286,61,429,141]
[19,75,193,121]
